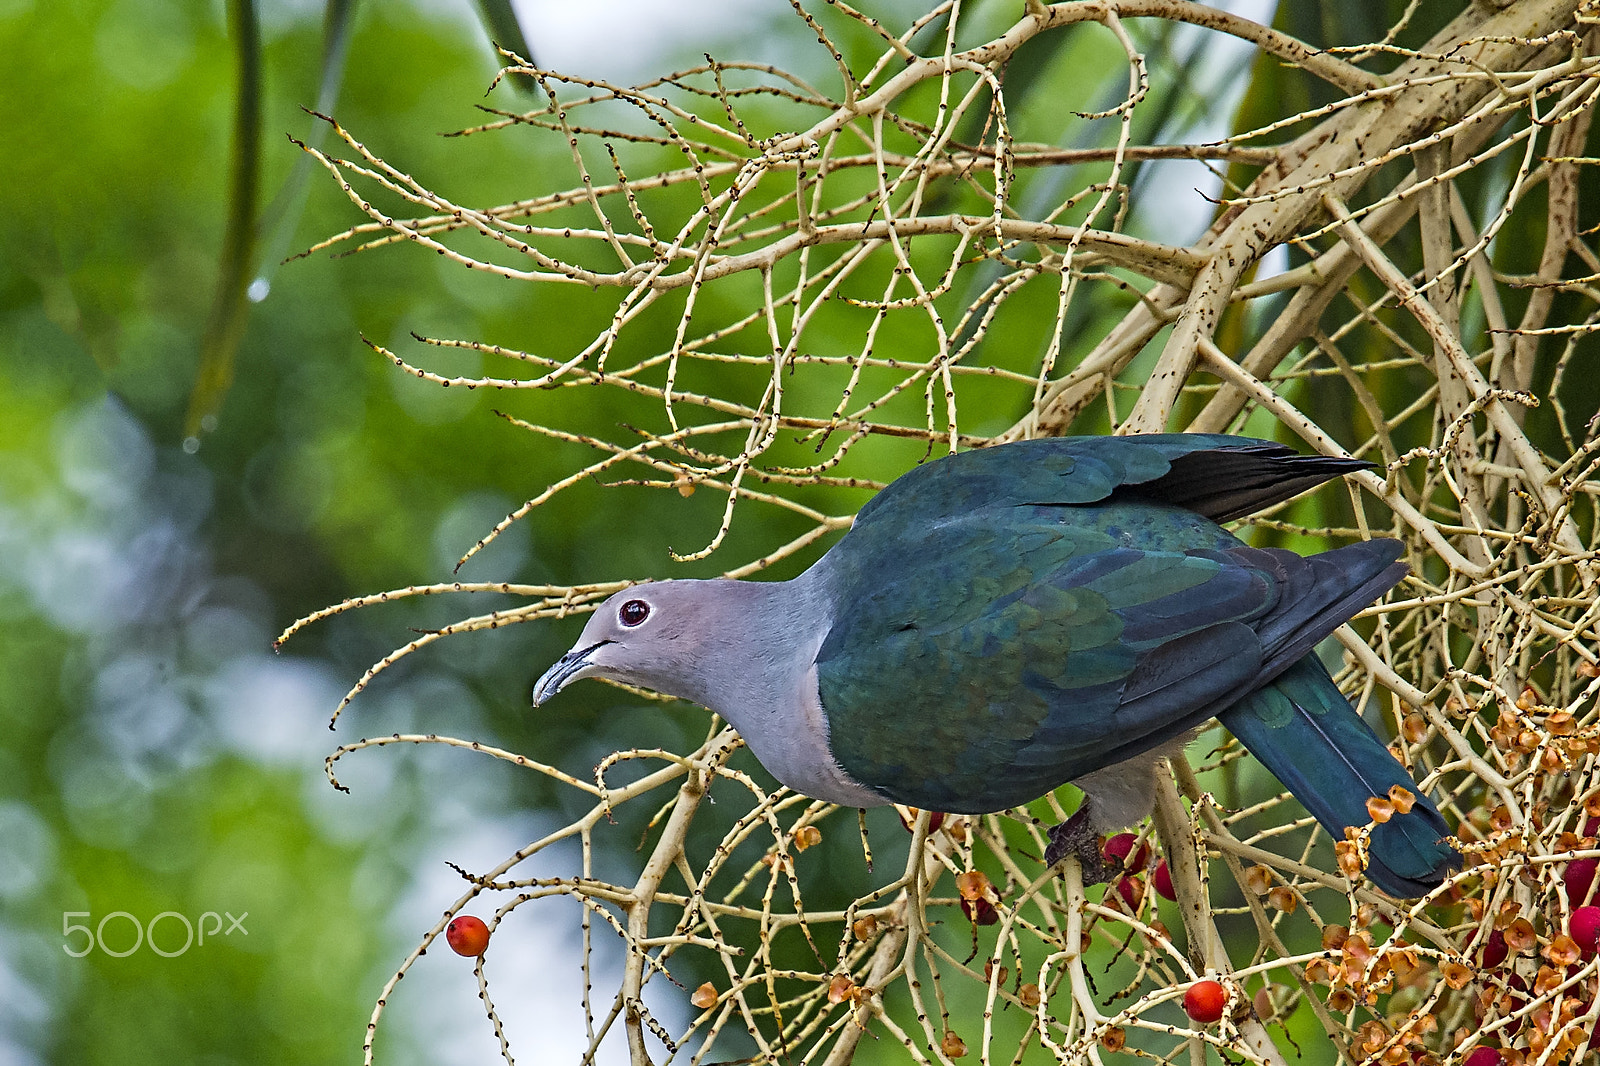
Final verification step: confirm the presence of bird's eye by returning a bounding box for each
[618,599,650,627]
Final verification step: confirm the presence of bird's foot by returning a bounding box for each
[1044,808,1121,886]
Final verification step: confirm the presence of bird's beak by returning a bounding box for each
[532,641,610,705]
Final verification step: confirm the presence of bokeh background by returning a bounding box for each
[0,0,1273,1062]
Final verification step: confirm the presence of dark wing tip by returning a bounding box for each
[1137,442,1374,523]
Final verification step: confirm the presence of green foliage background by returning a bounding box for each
[0,1,735,1061]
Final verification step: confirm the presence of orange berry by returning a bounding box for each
[445,915,490,957]
[1326,987,1357,1012]
[1544,934,1582,967]
[1504,917,1536,952]
[956,869,995,901]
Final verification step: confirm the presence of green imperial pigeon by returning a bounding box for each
[534,434,1461,898]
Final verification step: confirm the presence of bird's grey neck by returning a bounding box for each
[685,571,886,809]
[683,572,831,713]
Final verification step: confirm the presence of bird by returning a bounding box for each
[533,433,1462,898]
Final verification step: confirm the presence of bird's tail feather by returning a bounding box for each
[1219,657,1462,898]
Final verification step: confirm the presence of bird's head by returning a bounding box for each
[532,580,720,707]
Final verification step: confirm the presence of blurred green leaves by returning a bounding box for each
[186,0,537,439]
[0,0,666,1061]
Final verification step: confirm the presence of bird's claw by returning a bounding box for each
[1044,809,1121,885]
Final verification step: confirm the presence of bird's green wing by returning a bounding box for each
[815,499,1278,812]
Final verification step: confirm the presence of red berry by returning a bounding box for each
[1183,979,1226,1023]
[895,807,947,833]
[1152,859,1176,901]
[1571,906,1600,957]
[1111,875,1144,909]
[961,897,999,926]
[446,915,490,957]
[1480,928,1508,969]
[1462,1047,1503,1066]
[1565,857,1597,904]
[1102,833,1150,874]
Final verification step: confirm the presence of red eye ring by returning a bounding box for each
[619,599,650,627]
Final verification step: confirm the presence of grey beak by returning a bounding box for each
[532,642,609,705]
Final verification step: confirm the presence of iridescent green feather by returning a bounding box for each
[809,434,1459,897]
